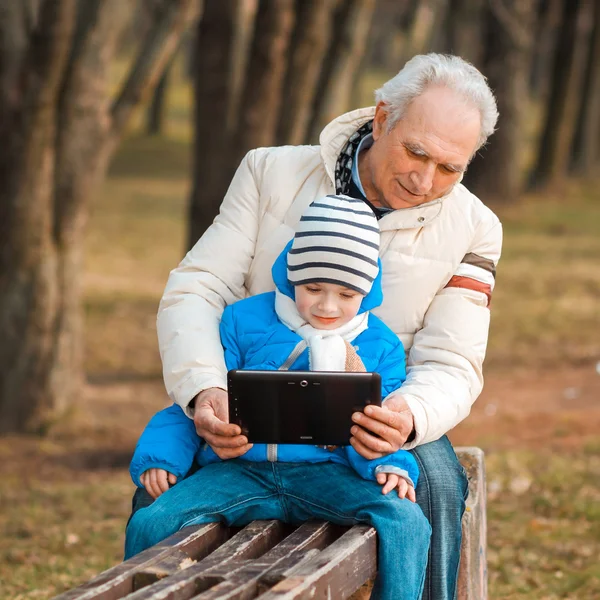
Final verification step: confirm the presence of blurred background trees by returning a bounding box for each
[0,0,599,433]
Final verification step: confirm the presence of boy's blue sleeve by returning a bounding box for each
[376,330,407,398]
[129,404,201,488]
[344,446,419,488]
[219,304,243,371]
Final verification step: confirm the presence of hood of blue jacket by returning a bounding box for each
[271,240,383,314]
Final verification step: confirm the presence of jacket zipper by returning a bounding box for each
[278,340,307,371]
[267,444,278,462]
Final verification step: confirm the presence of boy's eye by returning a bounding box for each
[340,293,357,300]
[306,287,320,293]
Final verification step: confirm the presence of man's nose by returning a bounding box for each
[410,163,435,194]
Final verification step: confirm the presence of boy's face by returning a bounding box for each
[295,282,364,330]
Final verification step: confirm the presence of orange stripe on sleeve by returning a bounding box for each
[444,275,493,307]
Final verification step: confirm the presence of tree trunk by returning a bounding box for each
[146,58,173,136]
[443,0,485,67]
[363,0,414,73]
[276,0,337,146]
[235,0,295,154]
[0,0,76,433]
[464,0,538,204]
[0,0,197,434]
[187,0,244,248]
[570,2,600,176]
[528,0,562,101]
[529,0,592,189]
[307,0,377,143]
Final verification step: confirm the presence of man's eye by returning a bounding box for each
[440,165,456,175]
[406,147,424,159]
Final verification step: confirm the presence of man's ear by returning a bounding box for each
[372,102,389,140]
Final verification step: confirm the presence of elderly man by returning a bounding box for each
[155,54,501,599]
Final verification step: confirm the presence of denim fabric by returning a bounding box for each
[126,435,467,600]
[125,460,430,600]
[411,436,469,600]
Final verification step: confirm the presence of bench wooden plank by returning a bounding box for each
[257,525,377,600]
[456,447,487,600]
[52,523,225,600]
[192,521,338,600]
[125,520,287,599]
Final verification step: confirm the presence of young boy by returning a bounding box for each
[125,196,431,600]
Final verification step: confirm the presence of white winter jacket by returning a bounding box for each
[157,107,502,448]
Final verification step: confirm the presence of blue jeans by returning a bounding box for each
[126,435,467,600]
[126,460,431,600]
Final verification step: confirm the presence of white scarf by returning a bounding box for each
[274,289,368,371]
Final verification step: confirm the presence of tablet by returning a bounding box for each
[227,370,382,446]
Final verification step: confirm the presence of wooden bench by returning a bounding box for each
[53,447,487,600]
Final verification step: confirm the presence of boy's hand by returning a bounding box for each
[193,387,253,459]
[140,468,177,500]
[376,472,416,501]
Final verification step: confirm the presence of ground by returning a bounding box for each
[1,364,598,599]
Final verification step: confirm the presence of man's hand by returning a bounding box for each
[193,387,253,459]
[350,394,414,460]
[140,468,177,500]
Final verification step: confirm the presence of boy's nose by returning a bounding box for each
[319,296,337,313]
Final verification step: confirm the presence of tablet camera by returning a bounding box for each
[300,380,308,387]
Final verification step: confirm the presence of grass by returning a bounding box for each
[486,449,600,599]
[1,64,599,598]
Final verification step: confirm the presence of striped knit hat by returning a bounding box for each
[287,195,380,295]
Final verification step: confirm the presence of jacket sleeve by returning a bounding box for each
[157,150,263,416]
[375,330,407,399]
[344,447,419,488]
[129,404,202,488]
[395,221,503,448]
[219,304,243,371]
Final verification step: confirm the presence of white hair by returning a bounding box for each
[374,53,498,151]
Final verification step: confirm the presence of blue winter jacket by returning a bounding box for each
[130,243,419,488]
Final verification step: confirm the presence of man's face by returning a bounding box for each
[295,282,364,330]
[361,86,481,209]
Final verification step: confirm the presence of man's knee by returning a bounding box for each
[411,436,468,514]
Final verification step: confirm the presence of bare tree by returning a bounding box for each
[188,0,295,245]
[528,0,562,101]
[235,0,296,154]
[187,0,243,247]
[442,0,485,67]
[0,0,197,433]
[529,0,593,189]
[465,0,539,204]
[307,0,377,142]
[276,0,337,146]
[146,55,176,136]
[570,1,600,176]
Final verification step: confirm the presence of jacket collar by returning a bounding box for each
[318,107,458,230]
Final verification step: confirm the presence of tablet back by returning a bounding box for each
[227,370,382,446]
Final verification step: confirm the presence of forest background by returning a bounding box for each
[0,1,599,598]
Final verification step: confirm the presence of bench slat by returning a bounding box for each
[258,525,377,600]
[126,520,286,599]
[192,522,337,600]
[52,523,225,600]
